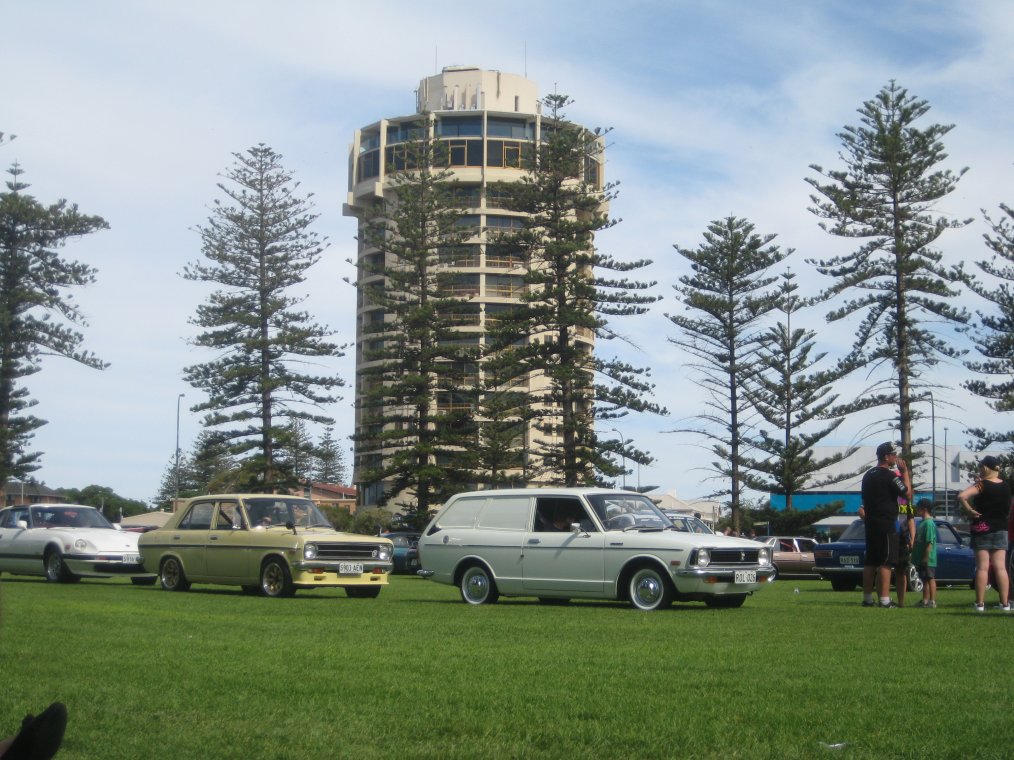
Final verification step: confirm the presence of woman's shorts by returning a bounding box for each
[971,530,1008,552]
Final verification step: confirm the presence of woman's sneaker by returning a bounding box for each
[996,603,1012,613]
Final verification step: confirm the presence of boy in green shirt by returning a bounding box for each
[912,500,938,608]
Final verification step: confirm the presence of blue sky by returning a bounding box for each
[2,0,1013,503]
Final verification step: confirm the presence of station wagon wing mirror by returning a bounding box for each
[570,522,589,536]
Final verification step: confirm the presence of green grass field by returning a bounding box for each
[1,574,1011,759]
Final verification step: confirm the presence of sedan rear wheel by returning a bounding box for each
[459,564,499,605]
[628,566,673,611]
[44,549,78,583]
[260,557,295,598]
[159,557,191,592]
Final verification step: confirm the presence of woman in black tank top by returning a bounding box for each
[958,456,1011,612]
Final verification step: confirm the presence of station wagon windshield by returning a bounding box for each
[586,494,670,531]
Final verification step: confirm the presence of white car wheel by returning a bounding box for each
[628,566,673,611]
[459,564,499,605]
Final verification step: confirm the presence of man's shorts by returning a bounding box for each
[916,564,936,581]
[865,521,899,568]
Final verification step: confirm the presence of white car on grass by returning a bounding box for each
[0,504,154,584]
[418,488,774,610]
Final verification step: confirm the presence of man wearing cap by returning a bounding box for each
[860,442,914,608]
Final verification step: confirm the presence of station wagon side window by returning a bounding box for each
[180,502,214,530]
[476,497,531,530]
[431,497,485,532]
[213,501,241,530]
[533,497,594,532]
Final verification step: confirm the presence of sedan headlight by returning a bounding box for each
[758,547,771,566]
[303,543,317,560]
[377,546,392,561]
[696,548,710,568]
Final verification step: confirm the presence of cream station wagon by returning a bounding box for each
[138,495,393,598]
[417,488,773,610]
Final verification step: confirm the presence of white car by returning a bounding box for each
[418,488,773,610]
[0,504,154,584]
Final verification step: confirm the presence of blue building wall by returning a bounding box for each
[769,492,937,513]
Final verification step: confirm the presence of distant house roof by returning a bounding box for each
[3,481,63,506]
[310,483,356,500]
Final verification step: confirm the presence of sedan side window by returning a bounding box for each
[180,502,214,530]
[214,502,241,530]
[936,523,959,546]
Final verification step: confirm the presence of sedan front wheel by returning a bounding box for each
[260,557,295,598]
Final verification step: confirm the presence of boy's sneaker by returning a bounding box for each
[879,601,898,608]
[928,600,937,608]
[973,603,985,612]
[915,600,931,608]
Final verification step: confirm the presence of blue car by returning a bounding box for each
[381,532,420,575]
[814,518,974,592]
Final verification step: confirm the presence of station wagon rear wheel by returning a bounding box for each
[159,557,191,592]
[628,566,673,611]
[460,564,499,605]
[260,557,295,598]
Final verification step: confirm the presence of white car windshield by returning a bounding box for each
[31,506,113,529]
[243,498,332,528]
[586,494,670,531]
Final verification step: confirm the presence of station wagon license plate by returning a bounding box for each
[338,562,363,575]
[121,554,141,564]
[734,570,756,584]
[840,555,861,566]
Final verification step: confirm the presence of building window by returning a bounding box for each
[487,140,531,169]
[485,244,526,269]
[487,118,533,140]
[439,274,481,297]
[357,149,380,182]
[386,121,424,144]
[443,139,483,167]
[448,186,481,209]
[438,245,481,267]
[486,274,525,298]
[486,215,525,231]
[360,132,380,152]
[437,116,482,137]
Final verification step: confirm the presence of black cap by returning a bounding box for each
[980,455,1001,470]
[876,442,897,459]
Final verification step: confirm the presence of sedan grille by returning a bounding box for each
[708,548,761,565]
[313,542,387,561]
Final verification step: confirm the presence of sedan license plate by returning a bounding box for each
[840,555,861,566]
[338,562,363,575]
[734,570,756,584]
[122,554,141,564]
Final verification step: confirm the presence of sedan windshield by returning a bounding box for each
[31,506,113,529]
[586,494,669,531]
[243,498,332,529]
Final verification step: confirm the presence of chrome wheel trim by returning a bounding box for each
[630,568,665,610]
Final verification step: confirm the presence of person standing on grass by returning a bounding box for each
[957,455,1011,613]
[860,442,913,608]
[912,500,938,608]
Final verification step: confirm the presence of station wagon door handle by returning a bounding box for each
[527,538,541,544]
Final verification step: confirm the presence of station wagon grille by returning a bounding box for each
[313,542,387,561]
[708,548,761,565]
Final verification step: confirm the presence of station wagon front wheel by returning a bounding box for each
[628,566,673,611]
[459,564,499,605]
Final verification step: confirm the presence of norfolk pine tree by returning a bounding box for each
[667,217,787,533]
[806,82,970,465]
[964,199,1014,459]
[486,94,664,487]
[313,426,347,484]
[740,271,861,510]
[351,123,482,525]
[0,163,108,504]
[183,145,343,493]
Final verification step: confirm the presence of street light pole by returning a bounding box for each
[174,393,185,503]
[606,426,627,490]
[943,426,949,518]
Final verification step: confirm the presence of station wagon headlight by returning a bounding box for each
[696,548,710,568]
[377,546,392,561]
[303,543,318,560]
[758,548,771,566]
